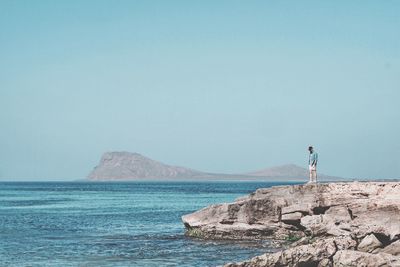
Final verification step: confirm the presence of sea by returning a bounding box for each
[0,181,299,267]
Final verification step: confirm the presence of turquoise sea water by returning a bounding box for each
[0,181,298,267]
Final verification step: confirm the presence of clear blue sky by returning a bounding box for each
[1,0,399,180]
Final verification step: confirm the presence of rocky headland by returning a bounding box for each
[182,182,400,266]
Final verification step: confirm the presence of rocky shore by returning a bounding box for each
[182,182,400,266]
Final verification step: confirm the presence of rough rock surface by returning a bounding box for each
[358,234,383,253]
[332,250,400,267]
[225,236,356,267]
[380,240,400,256]
[182,182,400,266]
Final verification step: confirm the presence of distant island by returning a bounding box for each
[87,151,345,181]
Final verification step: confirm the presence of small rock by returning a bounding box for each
[381,240,400,256]
[358,234,383,253]
[282,203,311,215]
[281,212,303,222]
[332,250,399,267]
[224,237,356,267]
[318,258,333,267]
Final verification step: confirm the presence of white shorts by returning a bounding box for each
[309,165,316,171]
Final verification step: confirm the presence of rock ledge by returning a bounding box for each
[182,182,400,266]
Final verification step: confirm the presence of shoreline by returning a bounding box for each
[4,178,400,183]
[183,182,400,266]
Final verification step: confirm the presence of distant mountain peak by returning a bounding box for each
[88,151,203,180]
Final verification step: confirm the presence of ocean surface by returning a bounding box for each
[0,181,299,267]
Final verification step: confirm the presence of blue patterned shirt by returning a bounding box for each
[309,152,318,166]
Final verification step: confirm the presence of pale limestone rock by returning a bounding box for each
[224,236,356,267]
[318,258,333,267]
[281,212,303,222]
[358,234,383,253]
[282,203,311,215]
[380,240,400,256]
[332,250,400,267]
[183,182,400,240]
[182,182,400,266]
[334,235,358,250]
